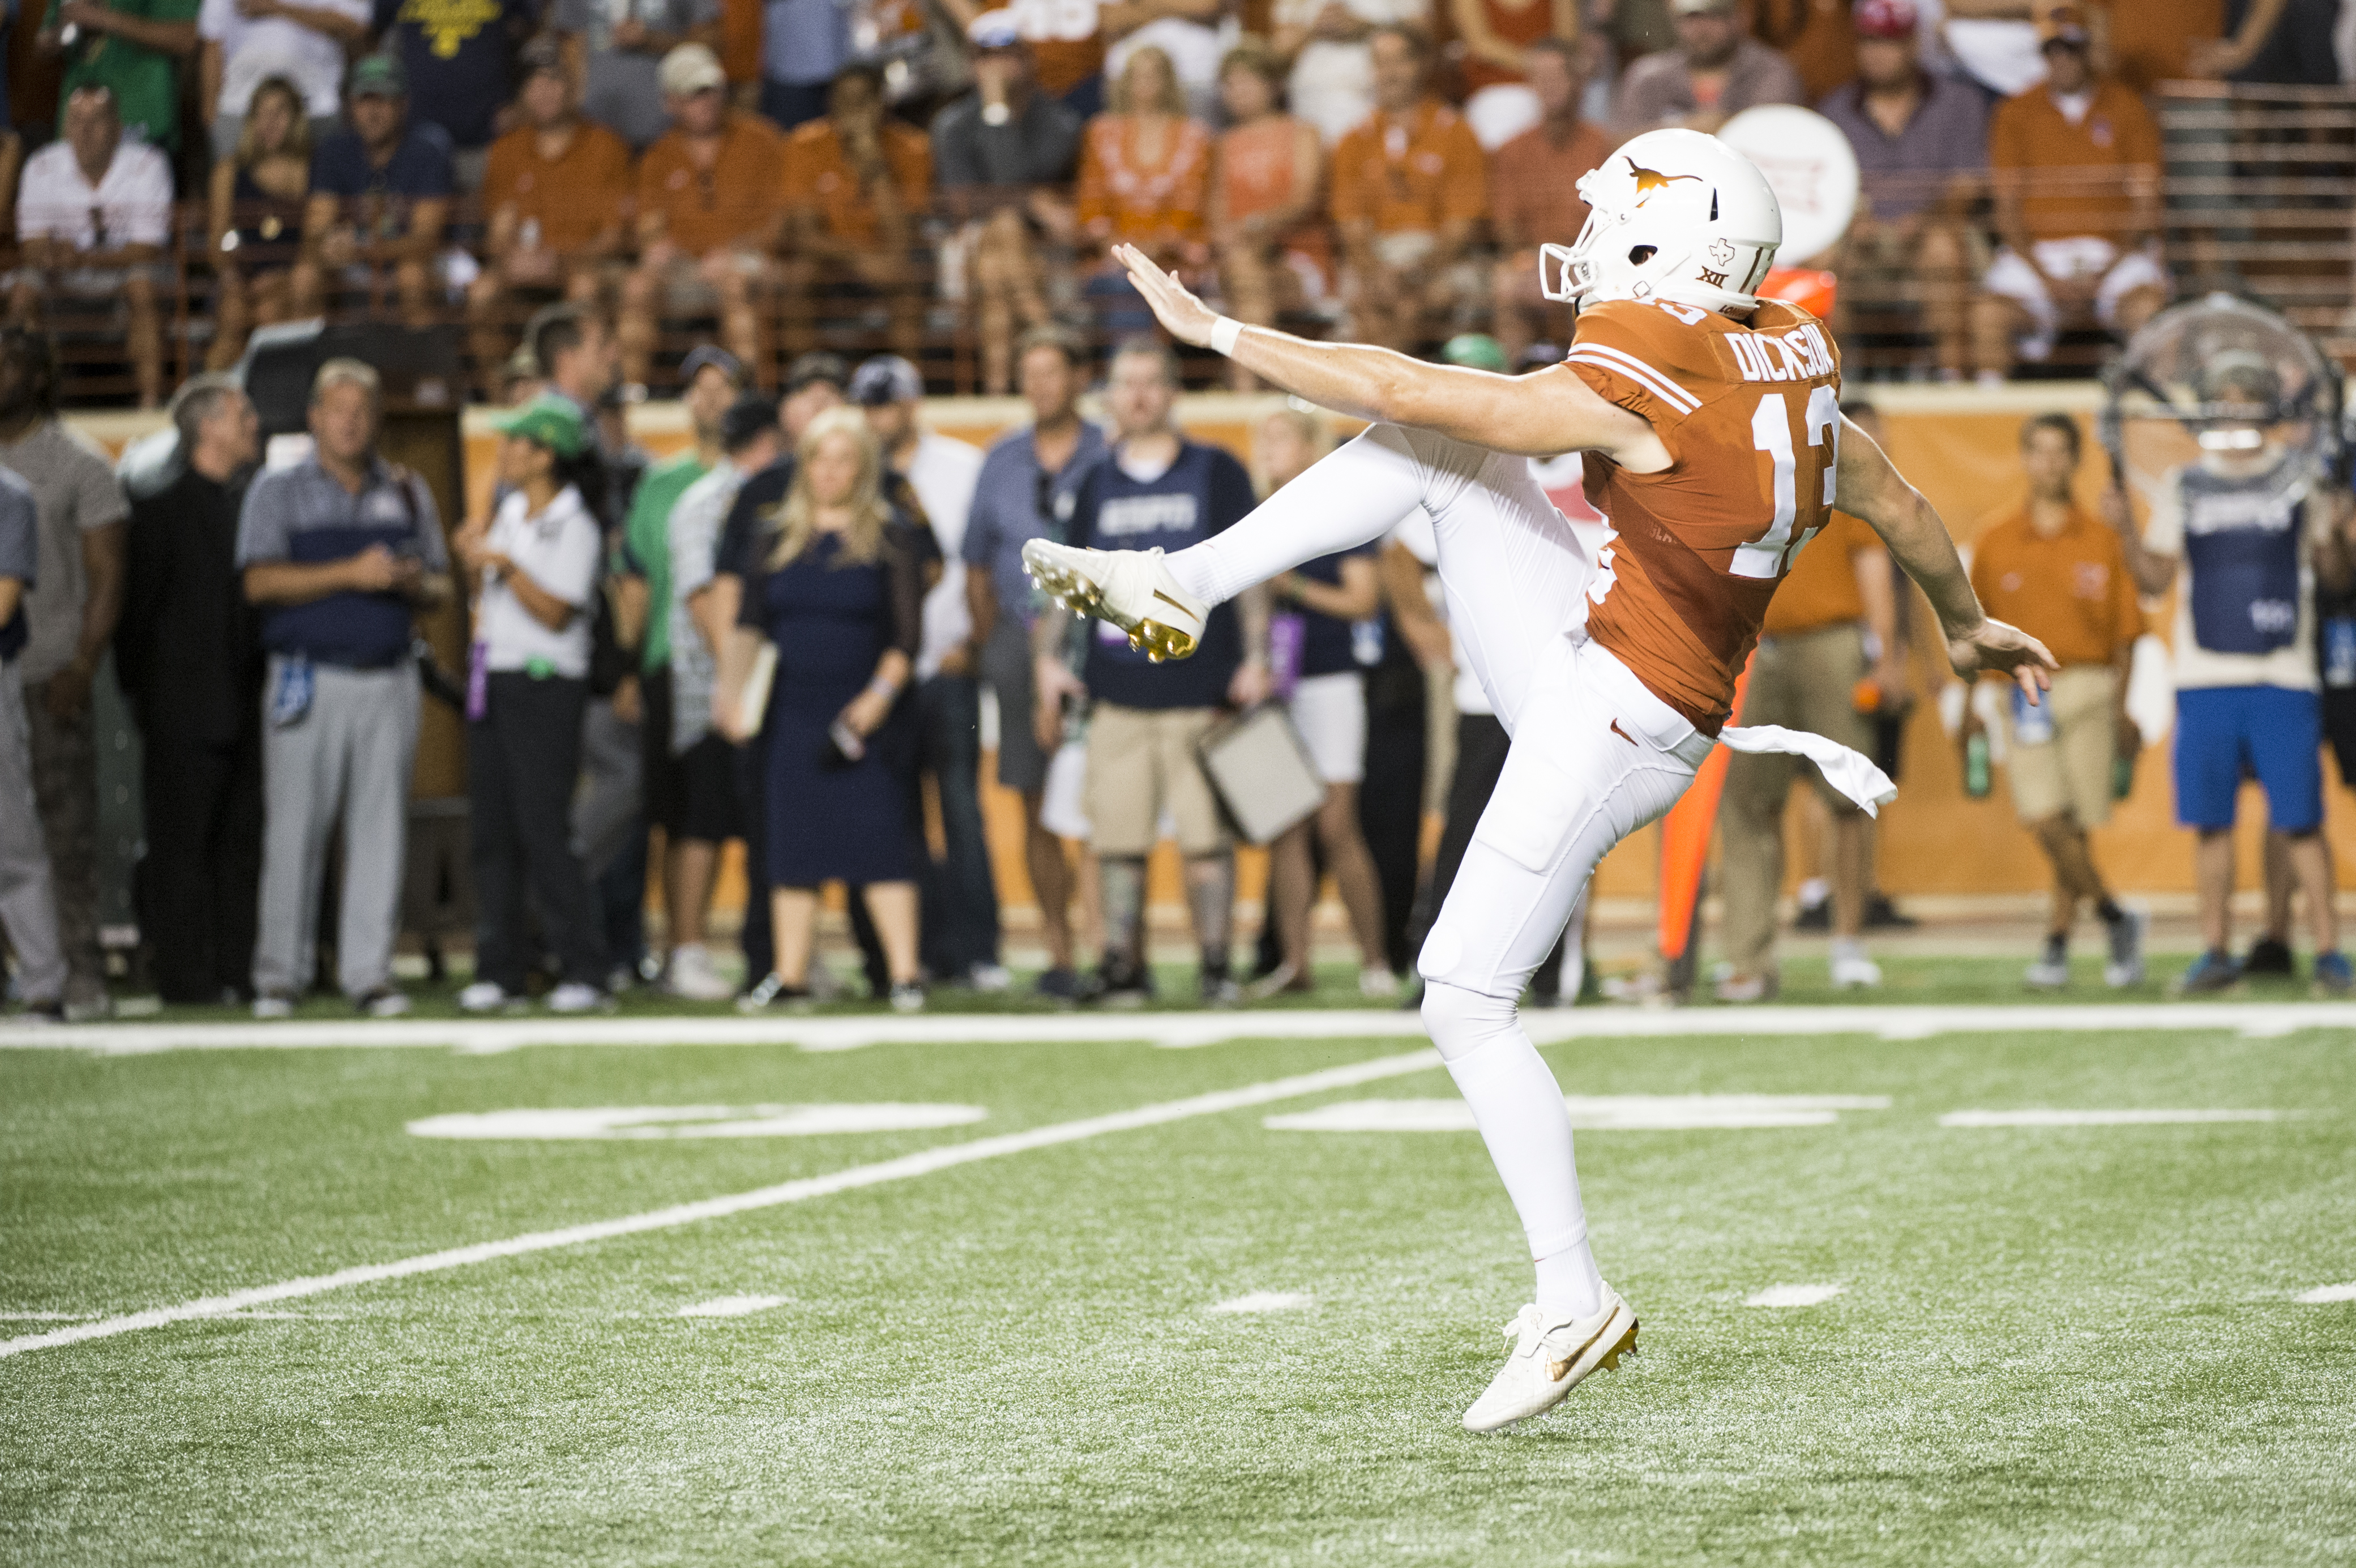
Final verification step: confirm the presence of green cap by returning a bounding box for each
[348,52,408,98]
[1439,334,1510,373]
[492,394,588,459]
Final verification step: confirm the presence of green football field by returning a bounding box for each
[5,997,2354,1565]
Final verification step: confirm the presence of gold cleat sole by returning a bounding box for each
[1028,558,1200,663]
[1594,1319,1639,1374]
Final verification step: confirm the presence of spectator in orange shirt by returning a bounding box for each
[1328,25,1485,354]
[1713,400,1908,1002]
[1208,39,1324,390]
[1448,0,1578,149]
[779,65,931,364]
[1076,45,1213,270]
[1970,5,2164,382]
[619,44,787,390]
[1965,413,2147,988]
[467,40,634,401]
[1485,37,1608,365]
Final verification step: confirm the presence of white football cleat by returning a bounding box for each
[1021,539,1208,663]
[1462,1291,1639,1434]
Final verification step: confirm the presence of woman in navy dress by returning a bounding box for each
[720,406,927,1009]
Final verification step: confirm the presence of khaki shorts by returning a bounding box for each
[1737,623,1874,814]
[2004,663,2119,828]
[1083,702,1228,857]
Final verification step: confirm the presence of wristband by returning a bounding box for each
[1208,316,1244,357]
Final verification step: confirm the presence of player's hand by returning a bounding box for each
[1947,616,2056,705]
[1111,242,1217,349]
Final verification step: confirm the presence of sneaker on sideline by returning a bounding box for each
[357,988,411,1019]
[2312,949,2354,997]
[2102,906,2147,988]
[545,983,609,1014]
[664,943,736,1002]
[457,980,512,1014]
[1034,966,1084,1003]
[252,992,296,1020]
[2025,934,2070,990]
[2174,949,2243,996]
[2242,934,2295,977]
[889,981,926,1013]
[1829,942,1882,990]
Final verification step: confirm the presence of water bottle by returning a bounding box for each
[2011,684,2054,746]
[1964,732,1991,798]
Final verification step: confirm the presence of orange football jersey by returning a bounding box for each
[1564,297,1845,733]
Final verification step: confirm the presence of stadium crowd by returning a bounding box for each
[0,0,2337,405]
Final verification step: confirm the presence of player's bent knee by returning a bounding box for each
[1419,979,1518,1063]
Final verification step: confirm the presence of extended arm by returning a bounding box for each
[1833,413,2054,698]
[1111,243,1667,464]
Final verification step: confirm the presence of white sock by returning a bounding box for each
[1428,982,1605,1321]
[1164,425,1425,606]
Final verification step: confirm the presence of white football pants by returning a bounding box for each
[1166,426,1712,1313]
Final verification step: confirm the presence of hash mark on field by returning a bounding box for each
[679,1294,788,1318]
[1939,1108,2298,1127]
[1207,1292,1312,1314]
[1746,1284,1845,1308]
[2296,1281,2356,1304]
[0,1048,1440,1361]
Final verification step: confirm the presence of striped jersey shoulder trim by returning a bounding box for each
[1563,342,1703,416]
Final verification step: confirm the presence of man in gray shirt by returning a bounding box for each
[1614,0,1803,134]
[553,0,721,149]
[931,15,1084,395]
[237,358,452,1018]
[0,465,66,1021]
[0,327,127,1019]
[959,324,1104,1001]
[1816,0,1987,378]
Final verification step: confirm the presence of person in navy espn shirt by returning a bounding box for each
[1035,338,1268,1004]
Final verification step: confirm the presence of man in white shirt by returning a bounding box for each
[8,86,172,408]
[197,0,368,159]
[851,353,1002,988]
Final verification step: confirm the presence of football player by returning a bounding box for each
[1025,129,2055,1432]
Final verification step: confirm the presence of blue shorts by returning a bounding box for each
[2172,685,2324,833]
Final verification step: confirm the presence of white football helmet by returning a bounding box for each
[1540,129,1783,317]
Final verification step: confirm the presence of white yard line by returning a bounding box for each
[1746,1284,1846,1308]
[677,1295,788,1318]
[1939,1109,2299,1127]
[7,1001,2356,1057]
[2297,1282,2356,1304]
[1207,1292,1312,1314]
[0,1048,1440,1363]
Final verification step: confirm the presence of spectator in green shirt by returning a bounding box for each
[39,0,200,154]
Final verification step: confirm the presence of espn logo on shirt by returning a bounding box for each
[1728,326,1837,385]
[1097,494,1201,538]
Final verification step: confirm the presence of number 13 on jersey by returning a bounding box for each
[1732,384,1841,580]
